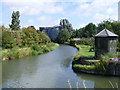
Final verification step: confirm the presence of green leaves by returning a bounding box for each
[2,26,51,49]
[55,29,70,44]
[9,11,20,30]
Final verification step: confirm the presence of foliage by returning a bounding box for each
[2,26,51,49]
[98,20,113,32]
[55,18,74,43]
[22,27,40,46]
[72,23,97,38]
[9,11,20,30]
[1,43,59,60]
[73,53,115,72]
[83,23,97,37]
[59,19,74,37]
[2,30,16,49]
[55,29,70,44]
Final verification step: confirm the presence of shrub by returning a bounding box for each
[2,26,51,49]
[2,30,16,49]
[55,29,70,44]
[31,45,40,51]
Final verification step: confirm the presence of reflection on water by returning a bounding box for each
[75,72,120,88]
[2,45,120,88]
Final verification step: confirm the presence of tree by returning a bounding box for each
[55,29,70,44]
[2,30,16,48]
[9,11,20,30]
[59,19,73,37]
[84,23,97,37]
[98,20,113,32]
[76,23,97,38]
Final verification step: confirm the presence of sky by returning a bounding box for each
[1,0,120,29]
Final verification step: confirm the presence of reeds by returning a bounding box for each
[109,80,118,88]
[67,79,87,89]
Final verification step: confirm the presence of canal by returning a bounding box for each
[1,45,120,88]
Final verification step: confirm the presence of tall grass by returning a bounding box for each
[1,42,59,61]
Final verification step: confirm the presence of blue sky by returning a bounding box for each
[1,0,120,29]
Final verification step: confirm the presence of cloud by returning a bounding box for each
[37,16,58,27]
[28,19,34,24]
[72,0,119,23]
[2,0,119,29]
[3,0,64,15]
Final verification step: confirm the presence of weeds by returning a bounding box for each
[1,43,59,61]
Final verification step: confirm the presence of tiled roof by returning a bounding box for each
[95,28,118,37]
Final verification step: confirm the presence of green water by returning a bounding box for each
[2,45,120,88]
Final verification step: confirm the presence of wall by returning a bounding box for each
[107,61,120,76]
[39,26,60,41]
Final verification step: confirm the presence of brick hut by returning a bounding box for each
[95,28,118,59]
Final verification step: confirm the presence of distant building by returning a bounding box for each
[118,1,120,22]
[39,26,60,41]
[95,28,118,59]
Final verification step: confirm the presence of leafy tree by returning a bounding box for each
[9,11,20,30]
[55,29,70,44]
[59,19,73,37]
[84,23,97,37]
[98,20,113,32]
[2,30,16,48]
[74,23,97,38]
[111,21,120,42]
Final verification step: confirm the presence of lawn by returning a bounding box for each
[74,45,95,59]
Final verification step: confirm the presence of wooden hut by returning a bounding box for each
[95,28,118,59]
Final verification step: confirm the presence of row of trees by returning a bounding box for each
[2,11,120,45]
[71,20,120,39]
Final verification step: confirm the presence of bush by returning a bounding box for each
[31,45,40,51]
[2,30,16,49]
[55,29,70,44]
[2,26,51,49]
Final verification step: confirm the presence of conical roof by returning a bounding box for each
[95,28,118,37]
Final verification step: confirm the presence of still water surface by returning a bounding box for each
[2,45,120,88]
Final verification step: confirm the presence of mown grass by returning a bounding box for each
[73,45,112,72]
[73,56,110,72]
[1,42,59,61]
[74,45,94,59]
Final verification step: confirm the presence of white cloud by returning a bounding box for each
[2,0,120,28]
[75,23,87,29]
[37,16,58,27]
[3,0,64,15]
[28,19,34,24]
[72,0,119,24]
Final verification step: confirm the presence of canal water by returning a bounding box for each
[1,45,120,88]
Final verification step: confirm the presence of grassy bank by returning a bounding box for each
[73,44,110,73]
[1,42,59,61]
[74,45,94,59]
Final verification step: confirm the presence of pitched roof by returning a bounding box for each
[95,28,118,37]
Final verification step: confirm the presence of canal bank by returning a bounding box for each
[72,44,120,76]
[2,45,120,88]
[1,42,59,61]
